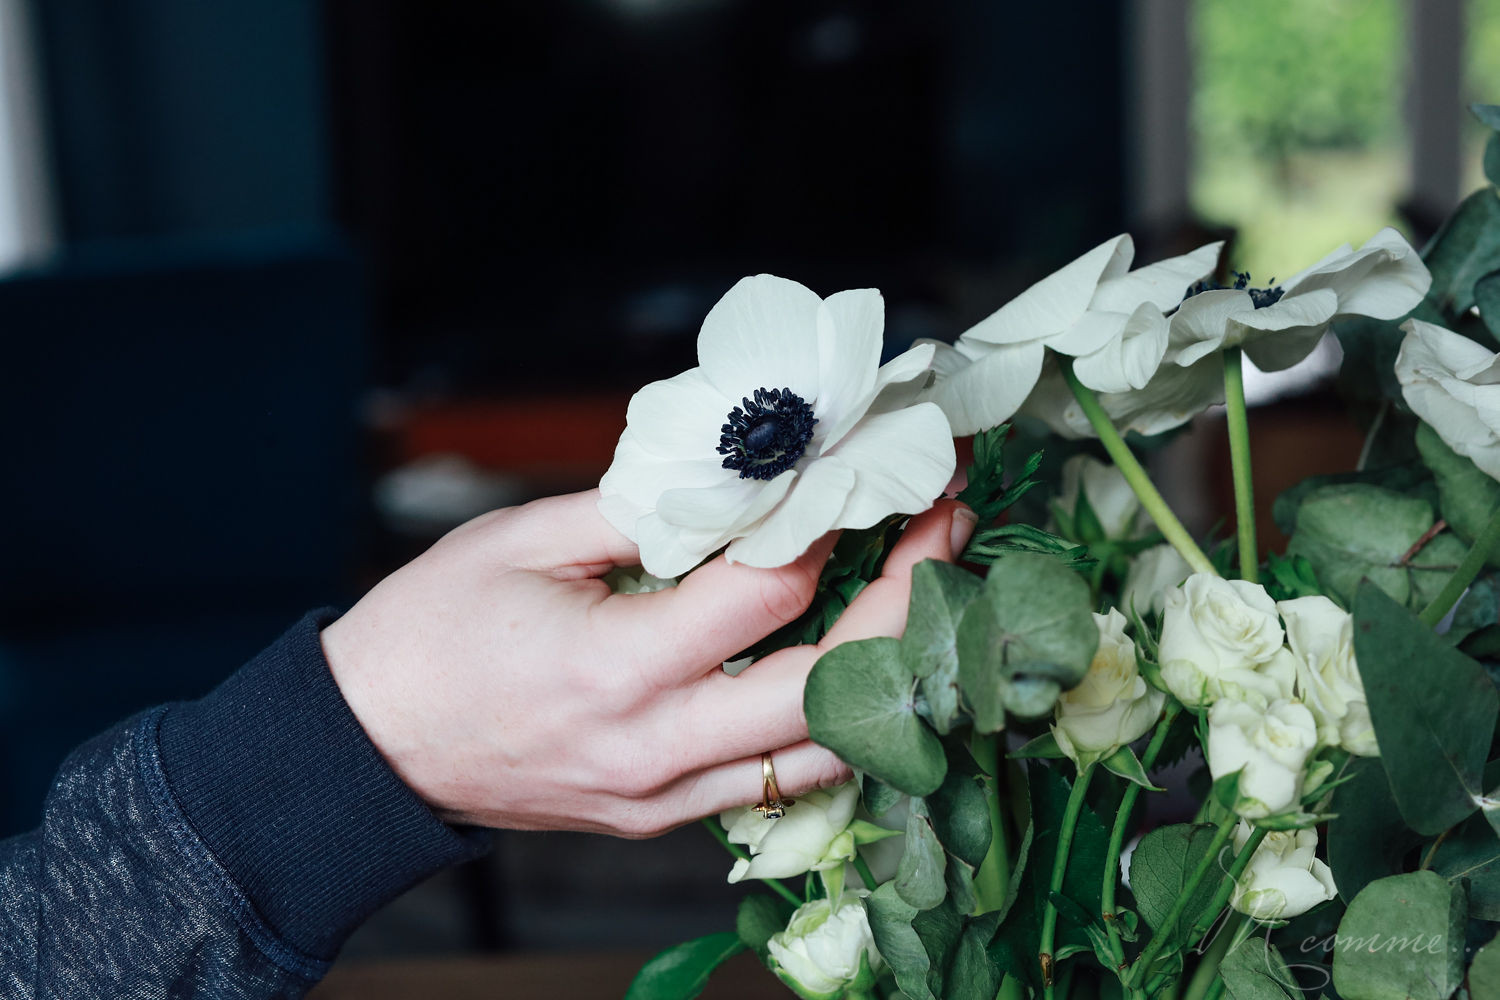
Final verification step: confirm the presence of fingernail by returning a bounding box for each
[949,507,978,558]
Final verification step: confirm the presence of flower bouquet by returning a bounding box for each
[611,108,1500,1000]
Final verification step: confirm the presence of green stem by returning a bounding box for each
[1127,811,1240,989]
[1102,704,1183,985]
[854,854,879,892]
[1202,976,1227,1000]
[1185,827,1267,948]
[700,818,802,909]
[973,732,1012,912]
[1181,912,1243,1000]
[1418,504,1500,627]
[1223,350,1258,582]
[1061,359,1215,576]
[1040,765,1096,999]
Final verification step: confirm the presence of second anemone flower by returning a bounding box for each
[598,275,956,578]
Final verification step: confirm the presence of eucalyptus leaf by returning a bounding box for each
[897,799,950,911]
[1450,574,1500,647]
[944,914,1004,1000]
[1430,812,1500,921]
[1422,186,1500,321]
[956,552,1098,731]
[1353,583,1497,835]
[928,767,993,870]
[1471,932,1500,999]
[867,883,935,1000]
[624,932,745,1000]
[1475,268,1500,345]
[1331,871,1467,1000]
[1220,938,1298,1000]
[806,636,947,796]
[1417,417,1500,561]
[1128,823,1227,942]
[735,895,791,965]
[913,899,965,998]
[862,772,905,820]
[1327,757,1423,904]
[1487,133,1500,190]
[903,559,984,681]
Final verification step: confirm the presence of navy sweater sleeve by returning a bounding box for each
[0,610,488,999]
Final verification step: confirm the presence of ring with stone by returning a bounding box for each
[752,751,794,819]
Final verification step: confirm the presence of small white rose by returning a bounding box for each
[721,783,859,883]
[601,566,678,594]
[1120,544,1193,617]
[1052,609,1166,764]
[768,894,883,1000]
[1158,574,1290,709]
[1279,595,1379,757]
[1395,319,1500,483]
[1207,698,1319,819]
[1229,822,1338,921]
[1056,455,1145,541]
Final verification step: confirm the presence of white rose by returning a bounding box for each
[1120,543,1192,616]
[601,566,678,594]
[1207,698,1319,819]
[1229,822,1338,921]
[1279,596,1379,757]
[1158,574,1292,709]
[1052,609,1165,764]
[1056,455,1144,540]
[721,783,858,883]
[768,895,883,1000]
[1395,319,1500,482]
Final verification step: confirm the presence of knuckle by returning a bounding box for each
[757,564,818,626]
[596,736,671,799]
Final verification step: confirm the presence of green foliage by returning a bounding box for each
[1415,421,1500,564]
[1219,938,1299,999]
[736,895,793,967]
[1331,871,1467,1000]
[1429,812,1500,921]
[956,424,1042,528]
[1327,757,1422,904]
[624,932,746,1000]
[1128,824,1226,945]
[1472,932,1500,999]
[903,560,984,735]
[1352,583,1498,835]
[896,798,950,911]
[956,552,1099,729]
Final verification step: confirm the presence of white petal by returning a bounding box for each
[635,512,733,577]
[1168,289,1256,366]
[819,336,933,451]
[1045,308,1130,357]
[1102,354,1226,437]
[962,236,1131,346]
[921,339,1046,436]
[1285,228,1431,320]
[599,435,730,524]
[1073,303,1169,393]
[697,275,823,401]
[814,289,883,442]
[724,460,855,568]
[622,368,733,460]
[826,404,957,529]
[1091,240,1224,313]
[656,474,788,531]
[1233,288,1338,371]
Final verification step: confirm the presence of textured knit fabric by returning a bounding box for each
[0,610,489,999]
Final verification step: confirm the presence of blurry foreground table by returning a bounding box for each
[309,951,784,999]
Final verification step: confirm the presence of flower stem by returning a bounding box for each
[1061,359,1215,577]
[1222,350,1258,581]
[1418,504,1500,627]
[973,732,1012,913]
[1127,811,1239,989]
[1040,764,1096,999]
[1102,704,1183,983]
[1184,826,1266,948]
[853,854,878,892]
[1181,911,1242,1000]
[699,818,802,908]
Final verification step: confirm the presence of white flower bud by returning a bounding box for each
[1207,698,1319,819]
[768,895,882,1000]
[721,783,858,883]
[1279,595,1378,757]
[1120,544,1192,617]
[1056,455,1144,540]
[1158,574,1291,709]
[1229,822,1337,921]
[1052,609,1165,764]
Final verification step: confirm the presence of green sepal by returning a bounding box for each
[1100,745,1163,791]
[847,819,902,846]
[1010,731,1066,760]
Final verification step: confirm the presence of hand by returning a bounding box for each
[320,489,976,838]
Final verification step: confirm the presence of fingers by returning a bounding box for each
[482,488,641,574]
[656,740,853,834]
[595,531,840,679]
[820,500,976,646]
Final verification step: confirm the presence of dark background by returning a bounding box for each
[0,0,1164,958]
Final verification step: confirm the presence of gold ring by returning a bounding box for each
[752,751,794,819]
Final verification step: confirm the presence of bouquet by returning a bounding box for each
[608,107,1500,1000]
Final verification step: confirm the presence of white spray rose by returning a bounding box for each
[721,783,858,883]
[1120,544,1192,616]
[1056,455,1144,540]
[1394,318,1500,482]
[1229,822,1338,921]
[1207,698,1319,819]
[1052,609,1165,764]
[1279,595,1379,757]
[1158,574,1292,709]
[602,566,678,594]
[768,894,883,1000]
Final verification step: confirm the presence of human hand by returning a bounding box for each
[320,489,976,838]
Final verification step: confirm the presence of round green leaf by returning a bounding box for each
[805,636,946,796]
[1471,932,1500,998]
[1331,871,1467,1000]
[625,932,746,1000]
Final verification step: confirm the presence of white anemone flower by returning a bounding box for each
[1395,319,1500,481]
[922,236,1221,435]
[598,275,956,578]
[1169,227,1430,372]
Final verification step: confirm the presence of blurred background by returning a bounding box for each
[0,0,1489,970]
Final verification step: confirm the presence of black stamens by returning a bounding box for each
[717,387,817,480]
[1183,270,1285,309]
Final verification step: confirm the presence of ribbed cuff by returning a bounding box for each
[157,609,489,958]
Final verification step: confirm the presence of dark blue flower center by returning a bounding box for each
[1184,270,1285,309]
[717,387,817,481]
